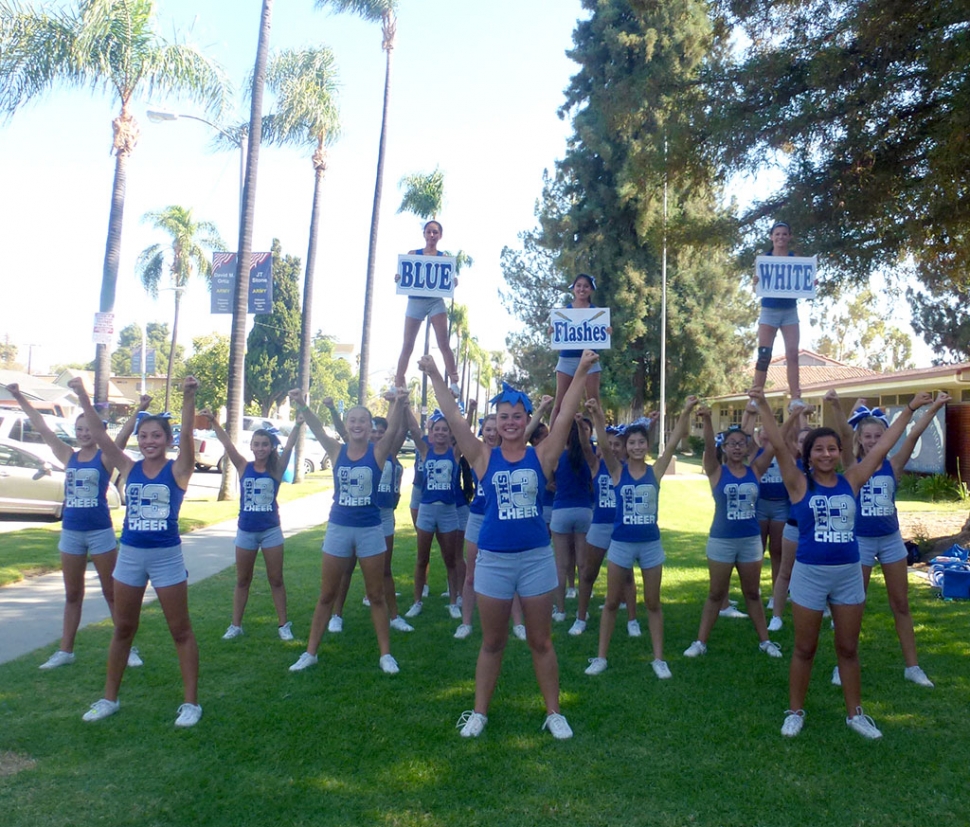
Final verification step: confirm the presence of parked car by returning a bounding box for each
[0,438,121,518]
[192,420,334,474]
[0,410,79,469]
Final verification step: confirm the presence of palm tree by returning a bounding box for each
[260,45,341,483]
[136,206,225,411]
[314,0,398,404]
[398,168,444,220]
[0,0,227,407]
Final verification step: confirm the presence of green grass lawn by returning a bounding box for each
[1,478,969,826]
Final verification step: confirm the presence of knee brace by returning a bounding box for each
[756,346,772,372]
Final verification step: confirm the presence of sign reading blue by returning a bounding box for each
[755,255,817,300]
[396,254,456,299]
[550,307,611,351]
[210,252,274,314]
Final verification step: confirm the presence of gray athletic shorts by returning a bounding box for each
[607,539,665,570]
[405,296,447,321]
[322,523,386,559]
[758,304,799,328]
[409,483,423,510]
[474,546,557,600]
[551,506,593,535]
[457,504,470,532]
[235,525,284,551]
[857,531,908,568]
[586,522,614,550]
[555,355,603,376]
[59,527,117,556]
[757,499,790,523]
[416,501,459,533]
[380,507,396,538]
[707,534,764,565]
[789,560,865,610]
[783,522,799,543]
[113,543,187,589]
[464,512,484,545]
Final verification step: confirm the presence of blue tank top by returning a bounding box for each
[376,456,404,510]
[478,446,550,553]
[238,462,280,532]
[612,463,661,543]
[469,469,486,516]
[121,460,184,549]
[552,449,593,510]
[756,449,787,501]
[710,465,761,539]
[856,458,899,537]
[561,301,596,358]
[790,474,859,565]
[591,459,616,525]
[62,450,113,531]
[412,441,427,491]
[760,250,798,310]
[329,443,382,528]
[422,445,458,505]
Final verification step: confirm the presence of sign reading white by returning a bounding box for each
[755,255,817,300]
[396,254,457,299]
[550,307,611,351]
[92,312,115,345]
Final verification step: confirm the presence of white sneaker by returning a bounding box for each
[832,666,842,686]
[328,615,343,633]
[390,616,414,632]
[904,665,934,687]
[768,616,783,632]
[362,596,371,607]
[759,640,783,658]
[127,647,143,668]
[846,707,882,739]
[788,398,808,414]
[454,623,473,640]
[568,618,587,636]
[822,603,832,619]
[448,604,462,620]
[278,621,294,641]
[585,657,608,675]
[651,659,672,680]
[175,703,203,728]
[405,601,423,619]
[379,654,400,674]
[565,587,577,599]
[512,624,527,641]
[457,710,487,737]
[719,606,748,619]
[289,652,318,672]
[766,597,774,610]
[222,624,243,640]
[82,698,120,722]
[627,619,642,637]
[422,584,430,598]
[449,381,461,398]
[683,640,707,658]
[552,610,566,623]
[781,709,804,737]
[542,712,573,739]
[440,591,451,598]
[40,650,75,670]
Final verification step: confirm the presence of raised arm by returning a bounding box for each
[288,389,342,461]
[890,392,950,478]
[171,377,197,487]
[525,395,553,441]
[655,396,699,481]
[698,405,721,483]
[751,388,806,503]
[199,409,249,475]
[823,389,855,469]
[536,351,598,476]
[418,355,485,474]
[115,394,152,451]
[66,378,133,476]
[277,419,303,481]
[5,383,75,467]
[321,396,349,443]
[585,397,620,481]
[373,390,409,467]
[403,402,429,461]
[845,392,933,490]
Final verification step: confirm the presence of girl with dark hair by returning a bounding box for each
[201,412,302,642]
[752,387,933,740]
[583,396,699,680]
[551,274,603,424]
[72,376,203,727]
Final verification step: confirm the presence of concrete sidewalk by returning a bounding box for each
[0,493,330,666]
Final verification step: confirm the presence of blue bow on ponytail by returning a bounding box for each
[848,406,889,430]
[489,382,533,414]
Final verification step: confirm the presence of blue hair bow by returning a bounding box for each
[715,425,745,447]
[429,408,446,424]
[489,382,533,414]
[135,410,172,428]
[264,426,282,449]
[848,406,889,430]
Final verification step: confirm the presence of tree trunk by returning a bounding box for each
[357,18,395,405]
[220,0,273,501]
[164,289,182,411]
[295,160,326,484]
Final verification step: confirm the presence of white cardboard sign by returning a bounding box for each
[755,255,817,300]
[396,254,457,299]
[550,307,611,351]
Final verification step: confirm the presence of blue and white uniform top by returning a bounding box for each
[238,462,280,532]
[552,450,593,510]
[62,449,113,531]
[760,250,797,310]
[421,445,458,506]
[789,474,859,565]
[469,470,486,516]
[710,465,761,539]
[591,459,617,525]
[756,448,787,501]
[611,463,661,543]
[376,456,404,510]
[121,460,184,549]
[329,442,382,528]
[856,458,899,537]
[478,446,550,553]
[412,443,426,491]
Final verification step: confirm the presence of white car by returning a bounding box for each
[0,410,80,469]
[0,438,121,518]
[193,421,334,474]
